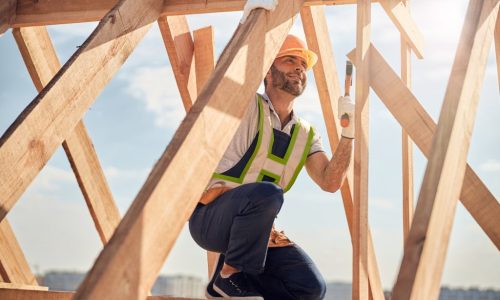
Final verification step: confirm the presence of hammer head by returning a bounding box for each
[346,60,353,76]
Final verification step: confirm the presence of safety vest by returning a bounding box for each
[208,95,315,192]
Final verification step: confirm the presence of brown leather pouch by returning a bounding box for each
[268,226,294,248]
[199,186,231,205]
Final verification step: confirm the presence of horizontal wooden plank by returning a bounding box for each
[0,1,163,223]
[0,282,47,291]
[13,0,378,27]
[0,289,200,300]
[347,44,500,250]
[379,0,424,58]
[73,1,303,299]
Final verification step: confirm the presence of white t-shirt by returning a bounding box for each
[215,93,324,174]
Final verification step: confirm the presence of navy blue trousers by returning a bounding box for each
[189,182,326,300]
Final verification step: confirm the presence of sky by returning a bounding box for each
[1,0,499,291]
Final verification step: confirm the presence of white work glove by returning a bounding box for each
[240,0,278,23]
[338,95,355,139]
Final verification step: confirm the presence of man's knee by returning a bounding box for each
[246,182,284,212]
[301,275,326,300]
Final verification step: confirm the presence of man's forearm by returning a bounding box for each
[323,137,353,191]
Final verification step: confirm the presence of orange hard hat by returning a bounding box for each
[275,34,318,70]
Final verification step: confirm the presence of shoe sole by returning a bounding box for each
[205,289,223,299]
[213,284,264,300]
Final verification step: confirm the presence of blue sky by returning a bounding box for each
[1,0,499,290]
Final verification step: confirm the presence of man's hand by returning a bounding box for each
[240,0,278,23]
[338,95,355,139]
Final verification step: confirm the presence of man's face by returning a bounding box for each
[269,55,307,96]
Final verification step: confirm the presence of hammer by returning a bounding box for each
[341,60,353,128]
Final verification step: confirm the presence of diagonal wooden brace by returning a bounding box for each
[73,2,305,299]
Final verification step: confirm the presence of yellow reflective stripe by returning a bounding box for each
[267,120,301,164]
[284,126,315,192]
[211,95,265,183]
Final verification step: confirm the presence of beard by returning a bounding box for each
[270,65,306,96]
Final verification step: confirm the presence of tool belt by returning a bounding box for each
[199,187,294,248]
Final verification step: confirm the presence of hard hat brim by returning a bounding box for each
[276,48,318,70]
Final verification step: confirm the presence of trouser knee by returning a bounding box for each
[245,182,284,214]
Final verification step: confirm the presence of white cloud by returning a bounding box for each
[32,165,75,192]
[480,159,500,172]
[125,66,186,129]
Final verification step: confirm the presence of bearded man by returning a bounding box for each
[189,34,355,300]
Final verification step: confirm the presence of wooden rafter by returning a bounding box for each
[392,1,500,298]
[379,0,424,59]
[73,2,304,299]
[12,26,121,244]
[158,16,197,111]
[0,0,16,35]
[12,0,380,28]
[353,1,371,299]
[0,220,39,285]
[0,0,162,223]
[400,0,414,245]
[300,5,384,300]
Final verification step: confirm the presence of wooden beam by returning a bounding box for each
[348,43,500,250]
[495,9,500,92]
[379,0,424,59]
[400,0,414,246]
[193,26,215,96]
[73,2,303,299]
[0,289,200,300]
[12,26,121,244]
[13,0,379,28]
[0,282,47,290]
[158,16,197,111]
[300,6,384,300]
[353,1,371,299]
[0,0,16,35]
[392,1,499,298]
[0,220,38,285]
[0,0,163,223]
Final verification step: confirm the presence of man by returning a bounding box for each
[189,34,354,300]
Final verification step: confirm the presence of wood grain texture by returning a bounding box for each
[73,2,304,299]
[392,1,499,298]
[0,220,38,285]
[193,26,215,96]
[300,6,384,300]
[0,0,162,223]
[13,0,379,27]
[12,26,121,245]
[353,1,371,299]
[0,282,47,290]
[379,0,424,58]
[158,16,197,111]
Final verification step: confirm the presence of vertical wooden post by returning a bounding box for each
[354,1,371,299]
[400,0,414,246]
[300,5,384,299]
[158,16,197,111]
[193,26,215,96]
[392,1,500,299]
